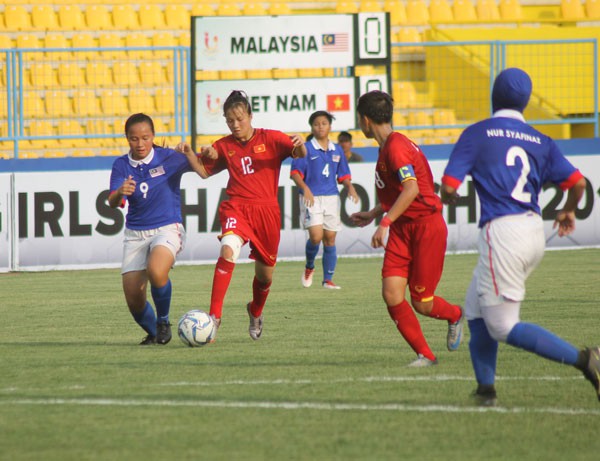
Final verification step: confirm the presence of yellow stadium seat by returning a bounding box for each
[86,62,113,87]
[243,3,268,15]
[57,63,85,87]
[498,0,523,20]
[85,5,113,30]
[561,0,585,19]
[360,1,384,12]
[45,90,74,117]
[453,0,478,21]
[85,119,113,143]
[0,35,14,50]
[29,63,58,88]
[58,5,85,31]
[216,4,243,16]
[429,0,454,22]
[139,62,168,85]
[178,31,191,47]
[128,88,155,114]
[112,61,140,87]
[22,92,45,117]
[71,149,98,157]
[395,28,423,53]
[4,6,32,31]
[408,110,432,127]
[154,88,175,115]
[392,81,418,108]
[191,4,217,16]
[112,5,139,30]
[152,32,177,59]
[476,0,501,20]
[44,34,71,61]
[335,1,359,13]
[384,0,407,25]
[57,120,87,148]
[73,90,102,117]
[269,3,293,15]
[28,121,55,149]
[586,0,600,17]
[71,33,97,60]
[15,35,40,61]
[98,33,126,59]
[405,0,430,25]
[138,5,166,30]
[125,33,152,59]
[393,112,407,127]
[164,4,190,29]
[100,90,129,116]
[31,5,59,30]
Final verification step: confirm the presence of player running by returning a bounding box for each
[178,90,306,341]
[441,67,600,405]
[350,90,464,367]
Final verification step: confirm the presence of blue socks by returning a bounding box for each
[132,301,157,336]
[305,239,320,270]
[151,279,172,323]
[322,245,337,282]
[468,319,498,386]
[506,322,579,365]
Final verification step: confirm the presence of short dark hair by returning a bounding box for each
[308,110,334,126]
[338,131,352,142]
[356,91,394,124]
[125,113,154,135]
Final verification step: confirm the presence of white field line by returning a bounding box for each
[0,397,599,416]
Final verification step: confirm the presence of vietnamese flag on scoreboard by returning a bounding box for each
[327,94,350,112]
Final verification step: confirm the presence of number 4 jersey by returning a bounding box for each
[202,128,297,205]
[442,110,584,227]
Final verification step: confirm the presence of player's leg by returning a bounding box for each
[121,228,156,344]
[246,261,275,340]
[147,224,184,344]
[209,233,243,323]
[301,196,323,287]
[321,195,342,289]
[408,215,463,350]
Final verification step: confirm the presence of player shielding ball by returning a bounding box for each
[178,90,306,341]
[441,67,600,405]
[350,90,464,367]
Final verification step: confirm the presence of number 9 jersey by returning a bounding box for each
[442,110,584,227]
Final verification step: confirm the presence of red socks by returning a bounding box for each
[209,257,235,319]
[249,277,271,318]
[387,301,435,361]
[428,296,462,323]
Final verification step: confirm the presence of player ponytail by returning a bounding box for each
[223,90,252,116]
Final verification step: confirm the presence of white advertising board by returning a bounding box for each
[3,154,599,271]
[194,78,357,134]
[193,15,355,71]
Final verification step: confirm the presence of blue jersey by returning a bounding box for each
[443,110,582,227]
[290,138,351,196]
[109,146,192,230]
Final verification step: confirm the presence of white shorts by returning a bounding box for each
[465,212,545,318]
[300,195,341,231]
[121,223,186,274]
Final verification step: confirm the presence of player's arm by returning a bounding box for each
[339,177,358,203]
[289,134,307,158]
[175,142,214,179]
[290,171,314,207]
[108,175,135,208]
[553,174,586,237]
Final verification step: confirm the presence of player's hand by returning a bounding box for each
[302,190,314,208]
[200,146,218,160]
[347,186,359,204]
[119,175,136,196]
[289,134,304,147]
[553,210,576,237]
[440,185,459,205]
[350,211,374,227]
[175,142,193,155]
[371,225,388,248]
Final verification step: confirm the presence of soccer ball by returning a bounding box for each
[177,309,216,347]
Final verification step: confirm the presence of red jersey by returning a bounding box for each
[376,132,442,221]
[203,128,296,205]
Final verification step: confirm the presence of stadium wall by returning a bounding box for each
[1,139,599,272]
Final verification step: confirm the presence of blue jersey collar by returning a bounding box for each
[310,137,335,152]
[493,109,526,122]
[128,148,155,167]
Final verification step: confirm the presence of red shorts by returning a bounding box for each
[218,200,281,266]
[382,212,448,302]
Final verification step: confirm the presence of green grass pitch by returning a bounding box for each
[1,249,599,460]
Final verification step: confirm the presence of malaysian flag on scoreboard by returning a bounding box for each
[322,33,349,52]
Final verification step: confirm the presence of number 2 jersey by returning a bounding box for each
[442,110,584,227]
[377,132,442,221]
[202,128,297,205]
